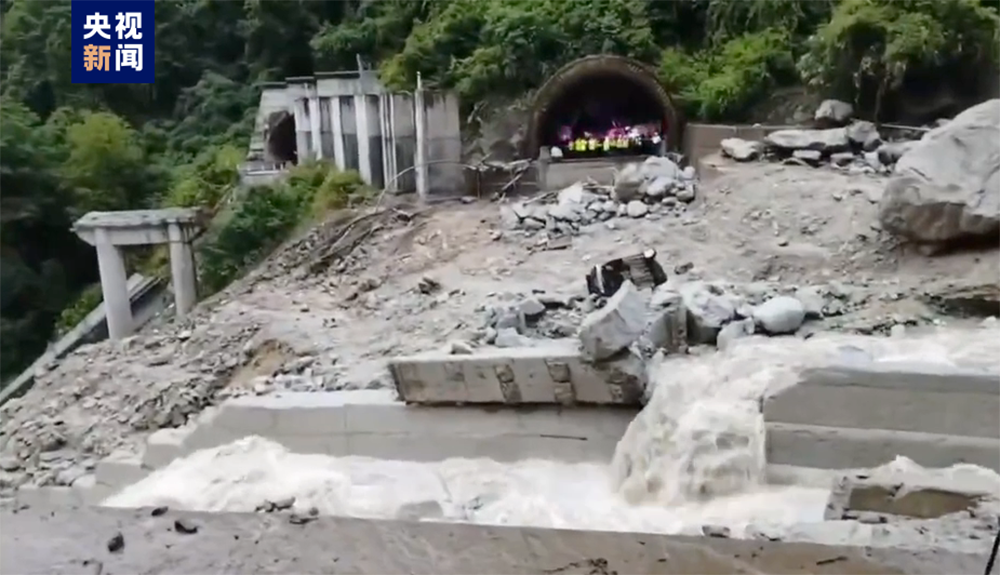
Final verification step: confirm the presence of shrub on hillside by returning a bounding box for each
[659,28,796,121]
[198,185,302,294]
[163,144,244,209]
[55,284,102,335]
[197,162,371,295]
[800,0,1000,120]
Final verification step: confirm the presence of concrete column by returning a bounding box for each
[309,95,323,160]
[381,94,397,190]
[167,223,197,317]
[329,96,346,171]
[293,98,310,162]
[537,150,550,191]
[94,228,132,340]
[354,94,372,184]
[414,76,429,200]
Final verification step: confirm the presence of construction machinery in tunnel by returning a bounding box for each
[524,54,684,190]
[525,54,682,160]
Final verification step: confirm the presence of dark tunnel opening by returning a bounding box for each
[538,71,669,158]
[266,111,298,165]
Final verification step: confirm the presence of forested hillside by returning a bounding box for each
[1,0,998,383]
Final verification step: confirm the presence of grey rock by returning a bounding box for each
[494,328,534,348]
[815,99,854,126]
[720,138,763,162]
[830,152,857,167]
[447,340,475,355]
[863,151,883,170]
[716,318,755,351]
[577,281,648,362]
[521,218,545,231]
[0,457,20,472]
[878,99,1000,244]
[612,164,644,202]
[639,156,681,181]
[681,166,697,180]
[701,524,733,538]
[518,298,546,320]
[499,207,521,229]
[639,292,687,355]
[642,176,674,199]
[547,203,582,223]
[591,349,650,404]
[877,141,918,166]
[753,296,806,335]
[55,465,88,487]
[556,182,597,206]
[764,128,850,154]
[492,307,526,333]
[626,201,648,218]
[794,287,826,319]
[792,149,823,166]
[679,282,737,345]
[675,184,696,203]
[845,121,882,151]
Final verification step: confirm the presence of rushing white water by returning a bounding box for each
[104,324,1000,536]
[611,324,1000,506]
[103,435,830,534]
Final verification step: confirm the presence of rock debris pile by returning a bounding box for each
[719,98,928,174]
[501,155,698,236]
[0,323,262,493]
[457,272,901,371]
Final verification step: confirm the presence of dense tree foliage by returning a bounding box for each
[1,0,997,383]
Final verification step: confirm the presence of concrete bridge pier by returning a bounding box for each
[73,208,207,340]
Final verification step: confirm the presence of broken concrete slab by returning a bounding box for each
[577,280,647,361]
[765,422,1000,472]
[824,470,1000,521]
[3,504,992,575]
[388,340,648,406]
[798,361,1000,394]
[765,361,1000,438]
[640,291,687,354]
[95,451,150,490]
[141,427,193,469]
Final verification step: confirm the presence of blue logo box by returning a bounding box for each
[71,0,155,84]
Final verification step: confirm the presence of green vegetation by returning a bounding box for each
[199,163,372,294]
[2,0,997,384]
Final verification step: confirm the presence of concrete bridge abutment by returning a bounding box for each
[73,208,207,340]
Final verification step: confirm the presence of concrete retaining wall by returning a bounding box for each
[766,362,1000,437]
[187,389,634,463]
[766,423,1000,471]
[683,123,791,168]
[15,389,637,508]
[388,342,647,406]
[3,505,990,575]
[764,361,1000,472]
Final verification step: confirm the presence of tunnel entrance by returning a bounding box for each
[526,55,680,160]
[266,111,297,165]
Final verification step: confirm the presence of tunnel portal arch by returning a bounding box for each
[525,55,682,159]
[266,111,298,165]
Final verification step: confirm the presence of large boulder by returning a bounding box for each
[763,128,850,154]
[578,280,647,362]
[720,138,763,162]
[878,99,1000,244]
[814,99,854,126]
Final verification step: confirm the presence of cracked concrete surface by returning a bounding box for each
[1,504,992,575]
